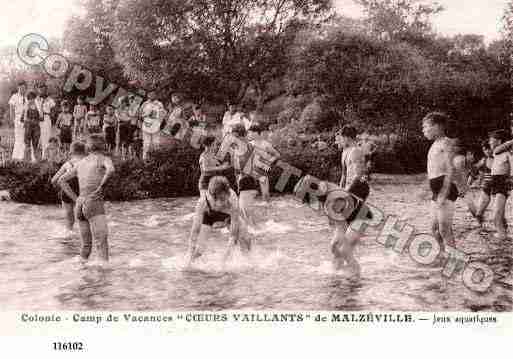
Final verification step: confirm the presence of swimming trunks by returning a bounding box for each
[429,176,459,202]
[202,197,231,226]
[491,175,510,197]
[119,123,132,144]
[59,126,72,144]
[74,195,105,221]
[104,126,116,146]
[237,175,259,193]
[300,178,371,224]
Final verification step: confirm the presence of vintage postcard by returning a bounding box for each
[0,0,511,356]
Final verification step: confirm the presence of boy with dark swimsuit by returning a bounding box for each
[330,126,370,276]
[472,141,494,225]
[186,176,251,266]
[58,135,115,262]
[487,130,512,239]
[51,141,87,232]
[198,136,231,197]
[422,112,458,253]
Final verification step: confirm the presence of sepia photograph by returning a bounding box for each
[0,0,511,315]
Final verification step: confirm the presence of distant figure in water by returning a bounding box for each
[58,135,115,262]
[51,141,87,232]
[186,176,251,267]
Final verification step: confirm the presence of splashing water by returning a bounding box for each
[0,179,511,311]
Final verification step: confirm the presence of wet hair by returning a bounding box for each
[489,129,509,143]
[70,141,86,155]
[208,176,231,199]
[423,112,449,129]
[26,91,37,100]
[49,137,59,144]
[339,125,357,139]
[202,136,216,149]
[87,134,106,152]
[231,124,247,138]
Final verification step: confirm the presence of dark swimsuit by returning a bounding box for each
[202,197,231,226]
[491,175,510,197]
[430,175,459,202]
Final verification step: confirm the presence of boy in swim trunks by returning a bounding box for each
[230,124,261,228]
[487,130,512,239]
[422,112,458,253]
[186,176,251,266]
[331,125,370,276]
[198,136,231,197]
[247,124,280,202]
[57,135,115,262]
[51,141,87,232]
[472,141,494,225]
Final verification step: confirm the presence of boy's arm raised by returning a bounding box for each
[493,139,513,155]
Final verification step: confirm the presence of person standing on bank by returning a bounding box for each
[8,80,28,161]
[140,90,165,160]
[21,91,43,162]
[35,83,56,159]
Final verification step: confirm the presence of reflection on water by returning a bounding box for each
[0,182,511,311]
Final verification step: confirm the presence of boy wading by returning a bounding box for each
[58,135,115,262]
[422,112,457,255]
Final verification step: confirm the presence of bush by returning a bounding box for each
[0,128,427,204]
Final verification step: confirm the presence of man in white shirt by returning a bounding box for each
[140,90,165,160]
[35,83,56,158]
[8,81,28,161]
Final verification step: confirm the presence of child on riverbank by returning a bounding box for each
[44,137,60,163]
[103,105,117,153]
[58,135,115,262]
[85,104,102,135]
[51,141,87,233]
[73,96,87,138]
[186,176,251,267]
[56,101,73,154]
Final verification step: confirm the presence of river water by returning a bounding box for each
[0,176,511,311]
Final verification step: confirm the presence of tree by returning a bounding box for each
[62,0,125,85]
[355,0,444,40]
[110,0,333,104]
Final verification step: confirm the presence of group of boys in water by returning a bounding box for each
[50,110,512,279]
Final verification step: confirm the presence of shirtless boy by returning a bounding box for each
[487,130,511,239]
[186,176,251,266]
[422,112,458,253]
[331,125,370,276]
[58,135,115,262]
